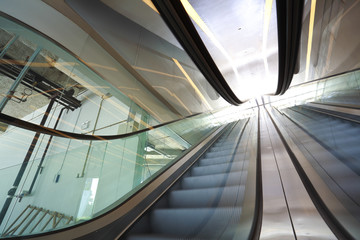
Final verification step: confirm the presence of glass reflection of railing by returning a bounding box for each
[268,69,360,109]
[0,109,235,237]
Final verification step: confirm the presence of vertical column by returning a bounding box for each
[0,47,41,112]
[0,35,18,59]
[132,112,149,187]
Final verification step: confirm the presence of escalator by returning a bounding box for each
[284,105,360,175]
[0,110,260,239]
[269,104,360,239]
[125,118,257,239]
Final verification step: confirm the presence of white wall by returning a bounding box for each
[0,91,147,234]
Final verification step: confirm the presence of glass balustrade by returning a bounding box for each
[266,68,360,109]
[0,11,253,237]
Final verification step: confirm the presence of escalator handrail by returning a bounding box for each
[275,0,304,95]
[301,105,360,125]
[0,111,202,141]
[151,0,242,106]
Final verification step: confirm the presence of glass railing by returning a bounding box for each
[0,106,253,237]
[0,6,252,237]
[266,68,360,109]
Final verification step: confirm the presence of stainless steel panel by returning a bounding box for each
[260,107,336,239]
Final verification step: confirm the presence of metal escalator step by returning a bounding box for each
[199,155,245,166]
[182,171,247,189]
[169,185,245,208]
[150,207,242,238]
[204,150,237,158]
[209,146,235,152]
[192,161,245,176]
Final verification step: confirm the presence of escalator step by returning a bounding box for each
[204,150,239,158]
[169,185,245,208]
[182,171,247,189]
[150,207,242,238]
[199,155,245,166]
[209,146,235,152]
[192,161,245,176]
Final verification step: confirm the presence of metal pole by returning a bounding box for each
[0,95,56,226]
[28,107,66,194]
[0,46,41,112]
[0,35,18,59]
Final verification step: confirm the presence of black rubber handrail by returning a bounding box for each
[151,0,242,106]
[249,107,263,239]
[275,0,304,95]
[0,112,201,141]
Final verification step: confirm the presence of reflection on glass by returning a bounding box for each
[292,0,360,85]
[181,0,279,99]
[0,107,245,236]
[0,3,244,237]
[70,0,228,115]
[268,68,360,109]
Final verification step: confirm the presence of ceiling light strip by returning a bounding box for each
[305,0,317,82]
[180,0,239,81]
[172,58,212,110]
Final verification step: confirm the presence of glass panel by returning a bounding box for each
[0,108,243,236]
[0,10,240,237]
[291,0,360,86]
[268,69,360,109]
[68,0,229,115]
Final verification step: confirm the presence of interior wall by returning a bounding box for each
[0,91,147,233]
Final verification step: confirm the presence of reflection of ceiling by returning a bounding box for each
[185,0,279,100]
[0,28,85,96]
[101,0,183,49]
[0,76,48,120]
[65,0,229,115]
[292,0,360,86]
[0,28,85,120]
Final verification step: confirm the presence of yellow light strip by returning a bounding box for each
[305,0,317,81]
[172,58,212,110]
[129,95,163,123]
[133,66,187,81]
[262,0,274,75]
[154,86,192,115]
[180,0,238,80]
[142,0,159,14]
